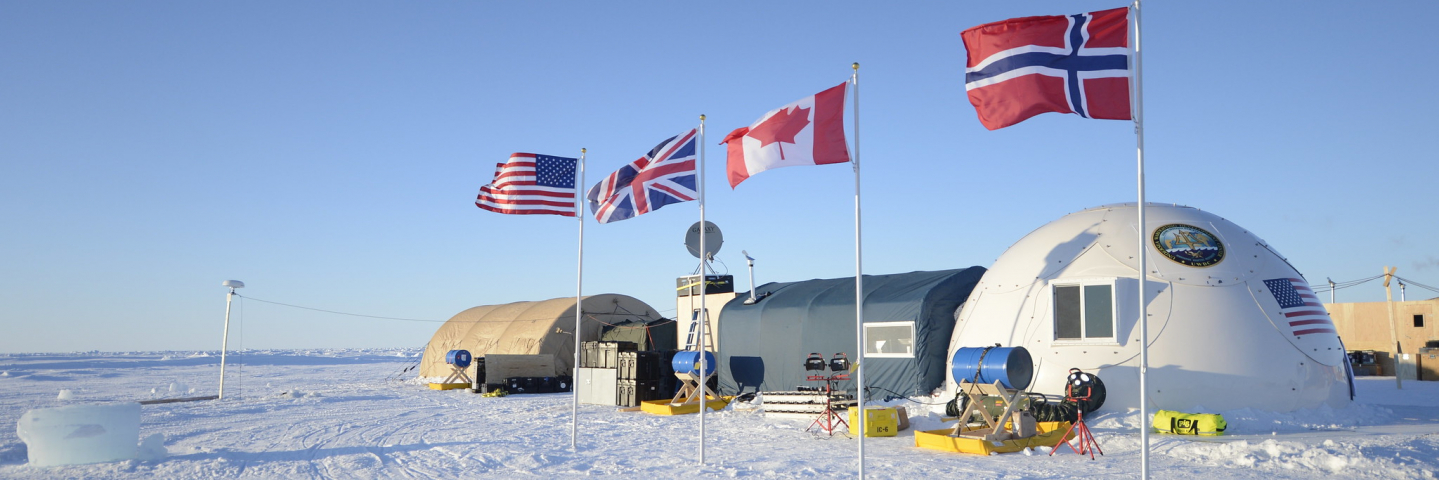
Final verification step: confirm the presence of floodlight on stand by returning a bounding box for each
[804,352,827,371]
[829,353,851,372]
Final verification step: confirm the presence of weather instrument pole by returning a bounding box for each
[742,251,757,304]
[698,115,708,465]
[219,280,243,400]
[1131,1,1151,478]
[850,62,867,479]
[572,148,586,449]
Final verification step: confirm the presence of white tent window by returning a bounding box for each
[1052,281,1115,342]
[865,321,916,358]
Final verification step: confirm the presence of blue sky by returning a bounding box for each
[2,1,1436,353]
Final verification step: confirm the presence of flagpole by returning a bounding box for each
[1132,2,1150,479]
[850,62,866,480]
[697,115,708,465]
[572,148,586,451]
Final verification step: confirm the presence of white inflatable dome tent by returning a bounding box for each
[948,203,1351,412]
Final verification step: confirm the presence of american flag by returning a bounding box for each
[1263,278,1336,337]
[586,129,697,224]
[475,153,577,217]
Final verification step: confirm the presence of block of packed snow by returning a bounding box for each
[16,403,142,466]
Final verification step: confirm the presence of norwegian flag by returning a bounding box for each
[586,129,698,224]
[1263,278,1337,337]
[962,7,1131,130]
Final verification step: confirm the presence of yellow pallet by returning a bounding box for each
[428,382,471,390]
[915,421,1074,455]
[639,396,733,416]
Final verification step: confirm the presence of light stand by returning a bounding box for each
[219,280,244,400]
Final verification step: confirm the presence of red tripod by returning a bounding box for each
[805,372,851,435]
[1051,369,1103,459]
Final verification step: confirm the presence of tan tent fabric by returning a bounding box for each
[419,294,662,378]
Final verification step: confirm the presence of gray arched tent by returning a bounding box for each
[419,294,662,378]
[717,267,984,397]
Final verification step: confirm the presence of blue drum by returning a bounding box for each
[672,351,716,377]
[445,349,472,368]
[951,346,1032,390]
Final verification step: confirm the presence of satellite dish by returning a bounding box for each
[684,221,723,259]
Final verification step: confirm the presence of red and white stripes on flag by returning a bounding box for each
[475,153,579,217]
[1263,277,1336,337]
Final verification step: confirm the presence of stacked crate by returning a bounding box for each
[576,341,637,405]
[617,351,676,407]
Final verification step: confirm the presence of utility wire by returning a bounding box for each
[1311,274,1383,293]
[235,294,670,326]
[238,295,446,323]
[1395,276,1439,294]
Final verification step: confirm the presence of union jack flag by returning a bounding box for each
[962,7,1131,130]
[587,129,698,224]
[1263,278,1337,337]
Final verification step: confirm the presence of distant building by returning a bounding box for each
[1327,298,1439,377]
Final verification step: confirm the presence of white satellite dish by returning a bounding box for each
[684,221,723,260]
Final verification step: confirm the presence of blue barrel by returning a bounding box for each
[671,351,716,377]
[950,346,1032,390]
[445,349,472,368]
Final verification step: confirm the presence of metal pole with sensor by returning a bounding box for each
[742,250,758,305]
[219,279,244,400]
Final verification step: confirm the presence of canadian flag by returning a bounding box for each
[721,82,851,188]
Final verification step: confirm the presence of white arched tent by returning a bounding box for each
[948,203,1350,412]
[419,294,662,378]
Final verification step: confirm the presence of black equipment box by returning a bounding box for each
[676,275,735,297]
[502,376,571,394]
[506,377,537,394]
[617,379,664,407]
[618,351,662,381]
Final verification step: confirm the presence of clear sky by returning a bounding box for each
[3,1,1436,353]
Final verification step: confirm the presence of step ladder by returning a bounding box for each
[683,308,715,351]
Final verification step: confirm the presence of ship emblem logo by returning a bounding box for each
[1153,224,1224,267]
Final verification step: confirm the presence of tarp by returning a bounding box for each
[419,294,662,378]
[717,268,985,397]
[599,318,678,351]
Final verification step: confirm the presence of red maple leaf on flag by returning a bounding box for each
[745,106,810,161]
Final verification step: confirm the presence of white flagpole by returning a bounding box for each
[572,148,586,450]
[1132,2,1150,479]
[697,115,708,465]
[850,62,866,480]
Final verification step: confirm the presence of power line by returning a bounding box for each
[1395,276,1439,294]
[238,295,446,323]
[235,295,671,325]
[1310,274,1383,293]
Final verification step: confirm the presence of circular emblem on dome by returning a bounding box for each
[1152,224,1224,267]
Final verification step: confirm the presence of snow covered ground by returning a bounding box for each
[2,349,1437,479]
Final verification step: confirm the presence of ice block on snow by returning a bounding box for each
[16,403,142,466]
